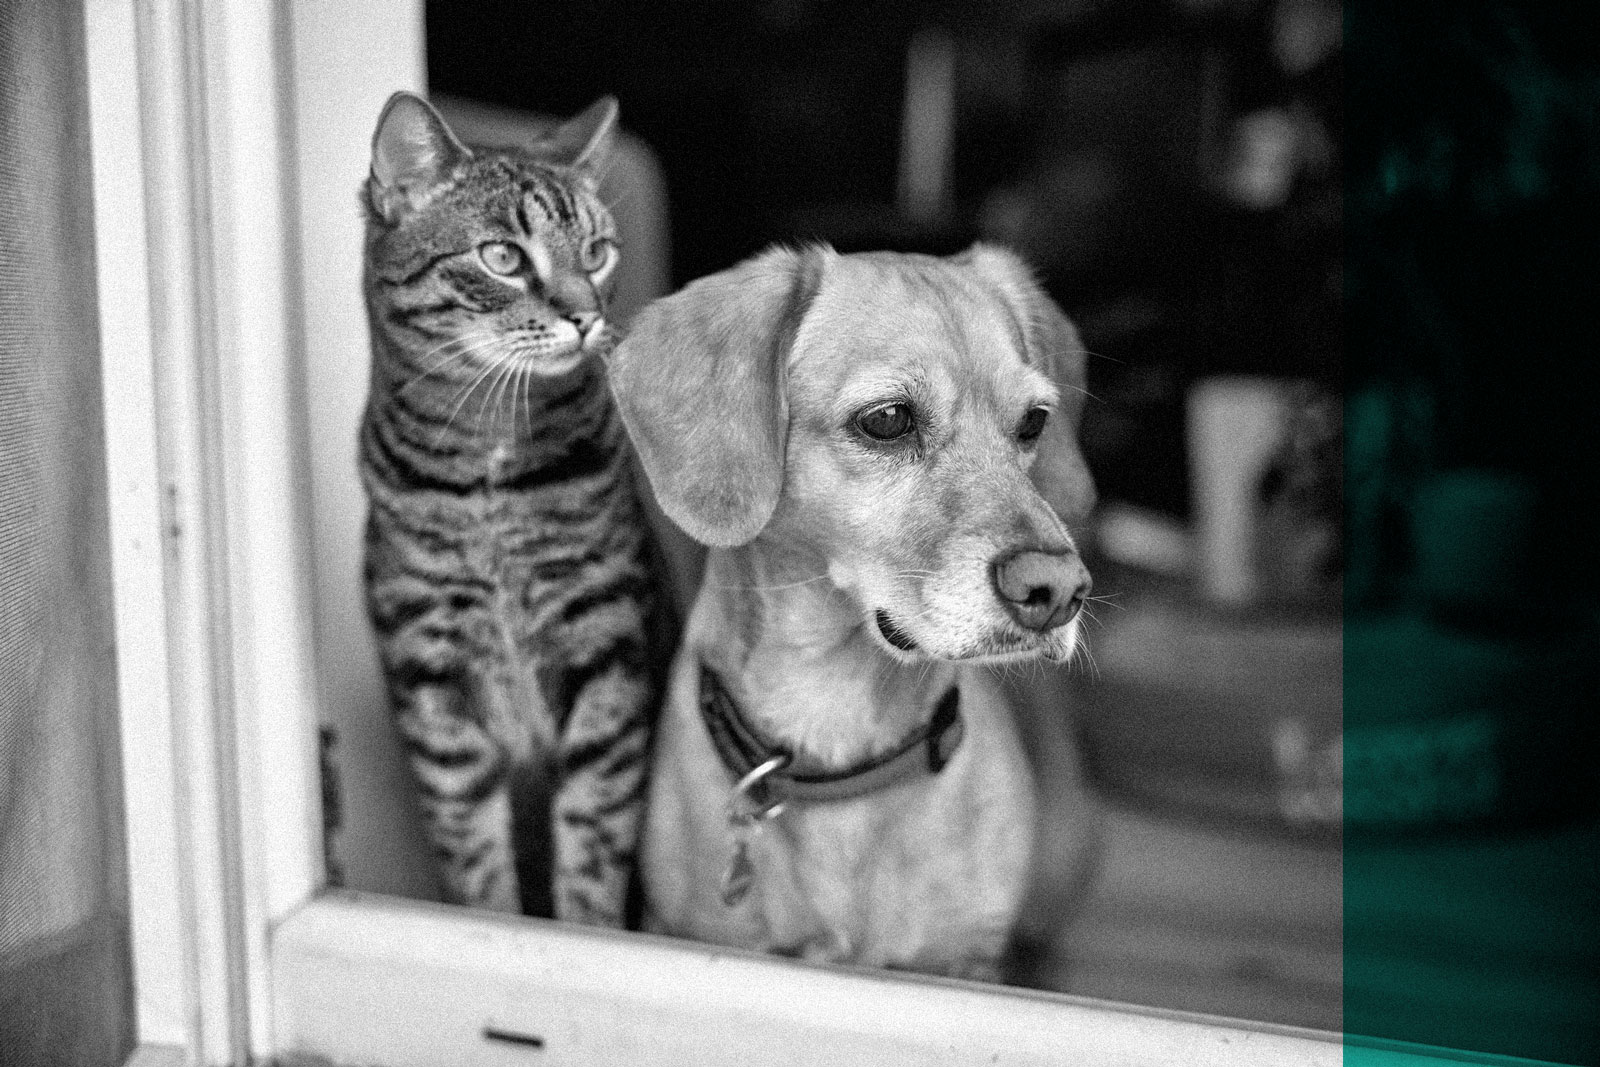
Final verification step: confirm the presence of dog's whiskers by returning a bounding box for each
[710,573,831,593]
[1071,344,1122,366]
[1058,381,1104,405]
[1067,635,1101,681]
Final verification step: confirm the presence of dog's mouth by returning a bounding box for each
[874,610,920,653]
[873,607,1079,663]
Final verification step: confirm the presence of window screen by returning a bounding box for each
[0,1,134,1064]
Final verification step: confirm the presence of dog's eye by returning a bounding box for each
[1017,407,1050,445]
[856,403,916,442]
[479,241,526,276]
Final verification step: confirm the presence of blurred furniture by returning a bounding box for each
[1033,560,1341,1031]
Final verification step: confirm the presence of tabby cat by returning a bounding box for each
[359,91,668,926]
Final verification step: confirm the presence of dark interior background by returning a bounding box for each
[427,0,1340,522]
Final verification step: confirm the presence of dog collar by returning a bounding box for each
[697,662,965,807]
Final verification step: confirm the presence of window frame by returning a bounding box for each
[77,2,1522,1065]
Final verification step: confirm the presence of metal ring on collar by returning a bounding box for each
[730,754,791,821]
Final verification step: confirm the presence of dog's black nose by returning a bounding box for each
[992,550,1091,632]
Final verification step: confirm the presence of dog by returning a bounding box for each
[606,243,1099,981]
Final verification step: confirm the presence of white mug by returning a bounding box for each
[1187,376,1293,605]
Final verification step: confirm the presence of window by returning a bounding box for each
[74,2,1536,1065]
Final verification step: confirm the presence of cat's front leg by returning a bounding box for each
[393,680,523,913]
[550,661,655,927]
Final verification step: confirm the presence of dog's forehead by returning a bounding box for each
[790,253,1046,405]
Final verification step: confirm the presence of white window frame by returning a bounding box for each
[77,2,1516,1065]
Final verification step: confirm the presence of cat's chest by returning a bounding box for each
[485,443,518,484]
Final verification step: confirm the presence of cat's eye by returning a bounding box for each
[479,241,526,276]
[855,403,916,442]
[1017,406,1050,445]
[579,237,615,273]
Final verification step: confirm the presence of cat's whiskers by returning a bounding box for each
[505,356,540,444]
[508,360,529,444]
[432,343,512,449]
[397,331,505,397]
[518,361,537,438]
[477,353,523,441]
[600,184,636,217]
[417,328,504,366]
[473,357,509,439]
[505,361,530,444]
[503,358,533,443]
[398,351,472,397]
[413,328,500,364]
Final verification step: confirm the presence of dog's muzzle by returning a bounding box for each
[991,549,1091,632]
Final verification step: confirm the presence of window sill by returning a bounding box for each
[270,892,1343,1066]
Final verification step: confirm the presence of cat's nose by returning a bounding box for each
[571,312,608,351]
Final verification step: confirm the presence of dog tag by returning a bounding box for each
[720,755,789,908]
[721,831,757,907]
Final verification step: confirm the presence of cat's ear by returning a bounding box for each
[368,91,472,223]
[952,243,1097,524]
[541,95,619,171]
[608,245,827,547]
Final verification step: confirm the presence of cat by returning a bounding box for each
[359,91,670,927]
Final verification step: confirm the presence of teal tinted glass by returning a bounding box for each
[1344,2,1600,1063]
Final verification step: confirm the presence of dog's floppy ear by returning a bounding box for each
[608,245,826,547]
[954,243,1098,524]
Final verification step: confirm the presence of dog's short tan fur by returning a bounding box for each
[609,243,1097,980]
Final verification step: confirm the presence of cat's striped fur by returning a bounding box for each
[359,92,668,925]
